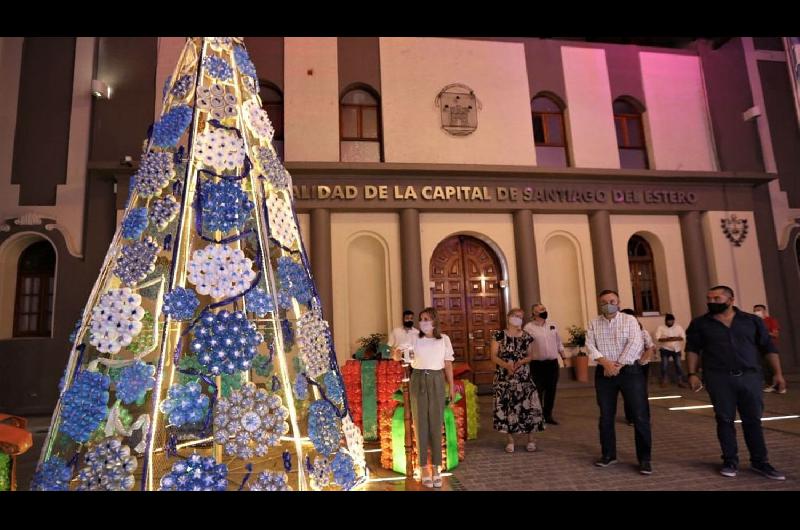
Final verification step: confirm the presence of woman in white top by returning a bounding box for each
[392,307,455,488]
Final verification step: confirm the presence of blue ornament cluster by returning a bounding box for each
[307,399,341,456]
[323,372,344,404]
[331,450,357,489]
[121,207,148,239]
[159,452,228,491]
[114,237,159,286]
[148,196,179,230]
[233,46,258,79]
[199,179,254,234]
[244,286,273,317]
[160,381,209,427]
[203,56,233,81]
[134,151,174,198]
[61,370,110,442]
[170,74,194,100]
[30,456,73,491]
[115,361,155,405]
[190,310,263,376]
[248,470,291,491]
[162,287,200,321]
[277,256,314,306]
[152,105,193,148]
[294,374,308,400]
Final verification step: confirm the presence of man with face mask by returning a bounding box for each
[753,304,783,393]
[686,286,787,480]
[655,313,687,388]
[586,289,651,475]
[524,303,565,425]
[388,310,419,352]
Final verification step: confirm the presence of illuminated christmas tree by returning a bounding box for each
[32,37,366,491]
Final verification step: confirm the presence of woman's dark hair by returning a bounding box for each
[418,307,443,339]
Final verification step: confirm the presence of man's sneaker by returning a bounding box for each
[639,461,653,475]
[763,386,776,393]
[594,456,618,467]
[719,463,738,477]
[752,463,786,481]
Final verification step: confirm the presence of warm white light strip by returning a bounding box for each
[648,395,682,400]
[668,405,715,411]
[366,472,454,484]
[735,415,800,423]
[363,449,383,453]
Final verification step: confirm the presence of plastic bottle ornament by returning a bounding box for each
[248,470,292,491]
[187,244,256,300]
[30,456,73,491]
[148,195,180,230]
[121,207,148,239]
[194,127,245,173]
[296,306,332,379]
[196,84,237,121]
[159,452,228,491]
[115,361,156,405]
[61,370,111,443]
[113,237,160,287]
[159,381,209,427]
[243,98,275,140]
[213,384,289,459]
[307,400,342,456]
[89,288,146,354]
[162,287,200,321]
[76,437,138,491]
[189,310,263,376]
[199,178,254,234]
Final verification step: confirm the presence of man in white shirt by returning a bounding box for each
[523,303,565,425]
[388,310,419,351]
[654,313,687,388]
[587,289,652,475]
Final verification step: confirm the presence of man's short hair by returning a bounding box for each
[753,304,767,311]
[402,309,415,317]
[709,285,735,298]
[665,313,675,321]
[598,289,619,298]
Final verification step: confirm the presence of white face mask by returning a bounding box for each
[754,310,765,318]
[509,316,523,328]
[420,321,434,334]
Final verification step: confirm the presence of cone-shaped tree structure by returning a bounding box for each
[32,37,366,491]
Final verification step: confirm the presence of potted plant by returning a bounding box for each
[567,325,590,383]
[354,333,391,360]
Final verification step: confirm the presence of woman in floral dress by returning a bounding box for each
[491,307,545,453]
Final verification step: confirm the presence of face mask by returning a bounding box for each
[403,320,414,329]
[537,311,548,320]
[707,302,729,315]
[665,321,674,327]
[754,311,764,318]
[420,321,434,334]
[600,303,619,316]
[509,316,523,328]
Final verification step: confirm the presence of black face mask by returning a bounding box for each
[665,321,674,327]
[707,302,729,315]
[403,320,414,329]
[537,312,548,320]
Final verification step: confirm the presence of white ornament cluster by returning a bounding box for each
[296,307,332,379]
[89,288,146,354]
[187,244,256,300]
[196,84,237,121]
[266,193,298,248]
[243,98,275,141]
[194,127,246,173]
[341,415,366,470]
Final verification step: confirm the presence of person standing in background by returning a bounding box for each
[524,303,565,425]
[753,304,784,394]
[655,313,687,388]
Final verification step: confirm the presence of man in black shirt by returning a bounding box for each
[686,285,787,480]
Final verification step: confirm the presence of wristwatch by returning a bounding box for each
[687,372,699,378]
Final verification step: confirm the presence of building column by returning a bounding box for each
[588,210,618,294]
[513,209,540,313]
[679,210,712,317]
[400,208,425,313]
[310,208,333,327]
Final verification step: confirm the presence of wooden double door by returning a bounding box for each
[430,235,505,386]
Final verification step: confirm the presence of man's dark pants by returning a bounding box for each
[704,369,768,466]
[531,359,559,421]
[595,364,652,463]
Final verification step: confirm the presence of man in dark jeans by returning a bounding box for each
[586,289,651,475]
[686,285,787,480]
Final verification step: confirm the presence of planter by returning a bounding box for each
[572,355,590,383]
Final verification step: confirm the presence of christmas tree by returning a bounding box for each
[31,37,366,491]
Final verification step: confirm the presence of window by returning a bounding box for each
[614,97,649,169]
[532,94,569,168]
[627,235,660,315]
[340,86,382,162]
[13,240,55,337]
[259,80,283,160]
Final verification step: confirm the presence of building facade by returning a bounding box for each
[2,37,800,408]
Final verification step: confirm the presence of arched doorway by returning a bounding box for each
[430,235,505,385]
